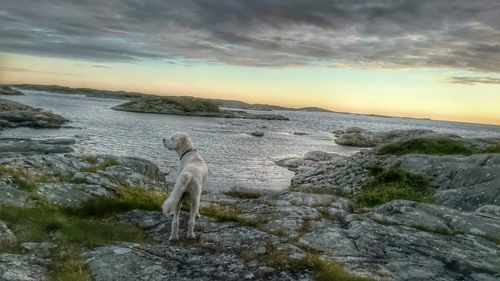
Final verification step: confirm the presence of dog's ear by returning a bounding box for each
[177,135,188,151]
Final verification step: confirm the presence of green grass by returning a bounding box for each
[243,244,372,281]
[0,204,149,247]
[200,204,266,227]
[82,154,98,165]
[65,185,168,217]
[50,246,91,281]
[484,142,500,153]
[0,165,74,192]
[0,183,162,280]
[377,138,478,156]
[80,158,120,173]
[352,167,435,210]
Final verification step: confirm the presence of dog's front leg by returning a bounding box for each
[169,202,182,241]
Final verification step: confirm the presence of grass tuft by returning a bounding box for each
[50,246,91,281]
[80,158,120,173]
[66,185,168,217]
[377,138,478,156]
[200,204,266,227]
[0,165,74,193]
[352,166,435,210]
[484,142,500,153]
[244,244,372,281]
[0,204,149,247]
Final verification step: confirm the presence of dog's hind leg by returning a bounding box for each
[169,199,182,241]
[187,183,202,239]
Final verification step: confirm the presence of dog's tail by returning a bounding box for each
[162,172,192,216]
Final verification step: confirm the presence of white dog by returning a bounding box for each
[162,133,208,241]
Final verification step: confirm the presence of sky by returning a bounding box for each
[0,0,499,125]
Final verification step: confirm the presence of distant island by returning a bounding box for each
[112,96,289,120]
[9,84,332,113]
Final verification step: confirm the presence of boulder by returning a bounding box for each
[250,131,264,137]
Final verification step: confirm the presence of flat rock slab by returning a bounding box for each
[0,138,74,155]
[83,243,305,281]
[370,200,500,241]
[0,253,48,281]
[389,153,500,210]
[36,183,110,206]
[299,215,500,281]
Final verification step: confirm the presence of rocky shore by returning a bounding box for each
[0,103,499,281]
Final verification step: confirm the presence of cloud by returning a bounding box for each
[447,76,500,85]
[1,0,499,72]
[0,66,76,76]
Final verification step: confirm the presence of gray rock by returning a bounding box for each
[71,172,118,190]
[83,243,298,281]
[0,138,74,155]
[0,220,16,246]
[98,156,166,188]
[303,151,341,162]
[370,200,500,242]
[286,150,380,194]
[36,183,111,206]
[250,131,264,137]
[38,138,76,145]
[0,99,67,130]
[387,153,500,210]
[0,253,48,281]
[335,127,435,147]
[0,181,33,207]
[299,216,500,281]
[20,242,58,258]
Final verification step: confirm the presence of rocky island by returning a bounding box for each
[112,96,289,120]
[0,86,24,96]
[0,100,499,281]
[0,98,67,130]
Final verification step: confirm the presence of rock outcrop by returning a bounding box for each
[0,99,67,130]
[385,153,500,211]
[0,151,167,207]
[334,127,435,147]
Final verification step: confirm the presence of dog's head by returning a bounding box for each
[163,132,193,153]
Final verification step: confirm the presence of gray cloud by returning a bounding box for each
[447,76,500,85]
[1,0,499,72]
[0,66,76,76]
